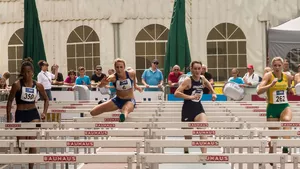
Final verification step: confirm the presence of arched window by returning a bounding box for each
[8,28,24,85]
[67,25,100,77]
[135,24,169,83]
[207,23,247,81]
[286,48,300,74]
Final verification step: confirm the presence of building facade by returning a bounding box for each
[0,0,299,84]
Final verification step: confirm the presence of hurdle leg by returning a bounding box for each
[74,136,79,169]
[20,143,26,169]
[136,142,141,169]
[247,146,254,169]
[293,156,298,169]
[61,144,65,169]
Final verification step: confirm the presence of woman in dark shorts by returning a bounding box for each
[6,58,49,169]
[175,61,217,154]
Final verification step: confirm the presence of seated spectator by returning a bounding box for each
[64,70,77,91]
[228,68,244,85]
[75,67,91,88]
[141,59,163,91]
[168,65,183,94]
[243,64,260,87]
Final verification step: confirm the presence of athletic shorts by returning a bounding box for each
[111,96,136,109]
[181,103,205,122]
[15,108,40,122]
[266,103,290,118]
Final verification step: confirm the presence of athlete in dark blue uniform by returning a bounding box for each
[175,61,217,154]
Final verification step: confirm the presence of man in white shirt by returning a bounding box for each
[37,61,58,100]
[243,64,260,87]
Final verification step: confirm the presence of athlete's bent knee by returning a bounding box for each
[90,109,100,116]
[281,115,292,122]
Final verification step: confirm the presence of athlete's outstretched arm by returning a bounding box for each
[36,83,49,121]
[6,82,18,122]
[98,74,115,88]
[257,72,275,95]
[174,78,194,100]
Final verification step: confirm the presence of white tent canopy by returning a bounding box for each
[268,17,300,64]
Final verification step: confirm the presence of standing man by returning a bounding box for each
[141,59,163,91]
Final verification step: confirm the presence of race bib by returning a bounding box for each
[191,89,203,102]
[116,79,131,90]
[21,87,37,102]
[273,90,287,104]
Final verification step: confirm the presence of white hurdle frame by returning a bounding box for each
[140,154,287,169]
[0,153,135,169]
[73,116,236,122]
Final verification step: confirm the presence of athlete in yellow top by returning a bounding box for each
[257,57,294,157]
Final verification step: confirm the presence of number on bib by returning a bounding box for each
[273,90,287,104]
[21,87,36,102]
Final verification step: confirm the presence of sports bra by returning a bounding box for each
[113,71,133,91]
[15,80,38,104]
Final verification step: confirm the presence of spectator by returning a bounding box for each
[201,65,214,94]
[51,64,64,91]
[294,64,300,85]
[64,70,77,91]
[141,59,163,91]
[283,59,293,76]
[37,60,57,100]
[228,68,244,85]
[91,65,106,90]
[0,77,6,89]
[168,65,183,94]
[105,69,116,99]
[75,66,91,88]
[0,72,10,89]
[242,64,260,87]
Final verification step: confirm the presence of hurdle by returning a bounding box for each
[139,154,287,169]
[239,116,300,122]
[43,129,150,139]
[0,153,135,169]
[0,130,41,138]
[19,139,144,168]
[271,139,300,154]
[0,122,59,129]
[246,122,300,129]
[144,139,268,153]
[150,129,255,139]
[73,116,236,122]
[60,122,151,129]
[0,140,17,153]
